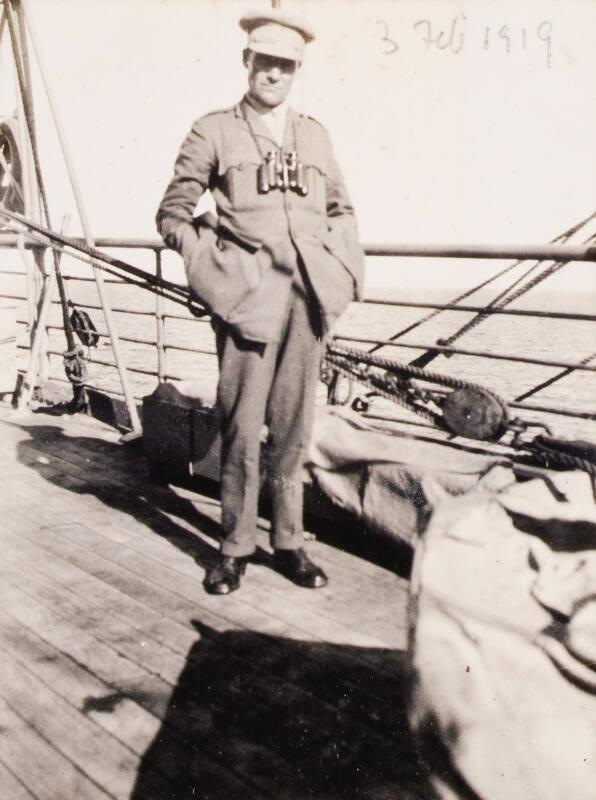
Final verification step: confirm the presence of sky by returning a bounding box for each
[1,0,596,291]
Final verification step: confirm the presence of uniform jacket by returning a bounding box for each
[156,97,364,342]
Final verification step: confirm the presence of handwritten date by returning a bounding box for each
[376,17,555,67]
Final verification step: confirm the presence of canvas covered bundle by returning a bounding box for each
[306,407,596,799]
[407,469,596,800]
[305,407,504,549]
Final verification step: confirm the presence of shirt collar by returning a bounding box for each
[244,93,289,121]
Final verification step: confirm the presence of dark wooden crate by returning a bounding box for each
[142,383,220,483]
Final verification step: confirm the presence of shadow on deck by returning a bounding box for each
[126,622,426,799]
[18,421,227,571]
[19,418,415,578]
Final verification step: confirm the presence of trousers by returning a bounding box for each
[212,244,324,558]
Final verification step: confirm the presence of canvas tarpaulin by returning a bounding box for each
[408,468,596,800]
[307,408,596,798]
[306,407,504,549]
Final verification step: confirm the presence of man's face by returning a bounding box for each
[245,50,298,108]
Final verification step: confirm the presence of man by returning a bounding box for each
[156,7,364,595]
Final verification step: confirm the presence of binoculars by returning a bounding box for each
[257,150,309,196]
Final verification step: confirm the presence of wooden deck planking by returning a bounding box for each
[0,606,262,800]
[0,697,112,800]
[0,528,411,747]
[5,493,407,662]
[0,760,37,800]
[11,429,401,592]
[0,650,141,800]
[14,427,408,645]
[0,534,407,743]
[1,532,200,657]
[0,604,163,751]
[0,568,411,798]
[0,404,426,799]
[16,413,405,589]
[0,552,304,797]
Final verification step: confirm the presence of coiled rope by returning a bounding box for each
[515,435,596,483]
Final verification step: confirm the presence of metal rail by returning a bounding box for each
[2,235,596,426]
[3,233,596,262]
[9,269,591,323]
[31,344,595,422]
[361,242,596,262]
[364,298,596,324]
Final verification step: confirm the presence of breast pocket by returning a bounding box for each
[218,151,261,212]
[304,165,327,213]
[297,139,328,213]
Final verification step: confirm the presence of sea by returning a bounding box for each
[3,267,596,442]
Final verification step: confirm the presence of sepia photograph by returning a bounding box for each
[0,0,595,797]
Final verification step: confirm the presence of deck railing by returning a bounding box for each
[1,234,595,425]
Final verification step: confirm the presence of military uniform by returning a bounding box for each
[157,100,364,343]
[156,9,364,580]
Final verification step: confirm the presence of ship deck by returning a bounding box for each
[0,400,425,800]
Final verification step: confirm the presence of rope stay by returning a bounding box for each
[431,235,596,352]
[0,205,207,314]
[369,209,596,360]
[515,351,596,403]
[363,208,596,406]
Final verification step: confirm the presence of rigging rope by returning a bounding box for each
[327,343,596,485]
[411,248,594,370]
[369,209,596,359]
[3,202,593,430]
[0,205,206,314]
[515,351,596,403]
[410,226,596,370]
[437,236,596,346]
[512,434,596,489]
[4,200,514,437]
[326,342,510,439]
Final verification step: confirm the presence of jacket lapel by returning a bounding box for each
[238,97,279,150]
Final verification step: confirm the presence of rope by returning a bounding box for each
[515,350,596,403]
[521,437,596,478]
[370,259,539,357]
[0,205,206,314]
[411,232,596,370]
[328,342,507,402]
[370,209,596,358]
[440,255,586,346]
[325,342,509,428]
[325,351,441,425]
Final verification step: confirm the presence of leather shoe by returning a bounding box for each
[273,548,328,589]
[204,555,247,595]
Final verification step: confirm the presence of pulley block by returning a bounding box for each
[442,386,508,441]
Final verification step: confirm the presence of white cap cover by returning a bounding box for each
[239,8,315,62]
